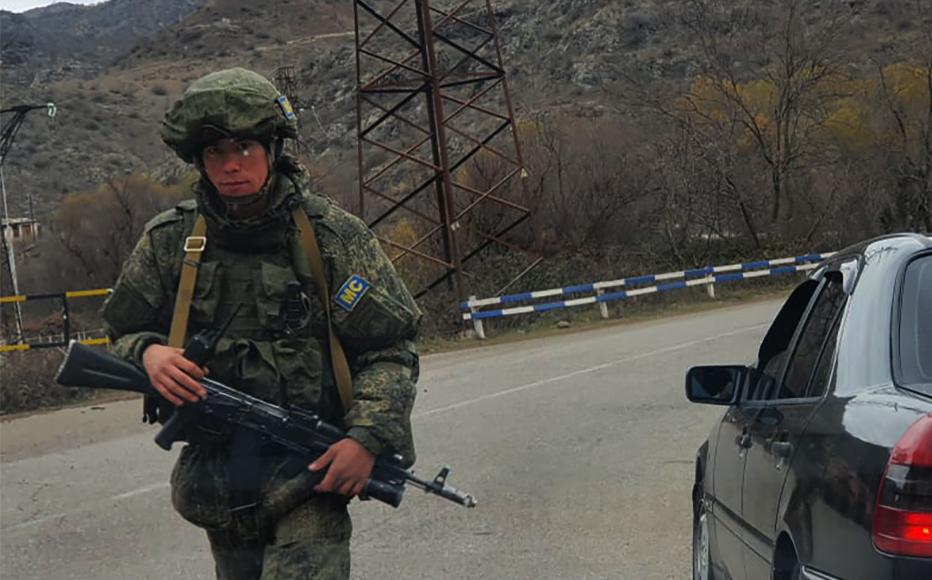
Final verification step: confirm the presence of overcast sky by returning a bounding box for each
[1,0,102,12]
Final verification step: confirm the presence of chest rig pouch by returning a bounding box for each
[283,280,312,335]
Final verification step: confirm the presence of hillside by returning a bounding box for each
[0,0,207,84]
[0,0,926,219]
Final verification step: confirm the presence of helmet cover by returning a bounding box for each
[161,68,298,162]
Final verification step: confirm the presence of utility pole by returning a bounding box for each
[0,103,56,343]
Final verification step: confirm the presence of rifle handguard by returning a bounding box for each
[361,479,405,508]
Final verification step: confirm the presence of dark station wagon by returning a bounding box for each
[687,233,932,580]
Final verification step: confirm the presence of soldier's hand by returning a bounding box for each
[141,344,208,406]
[309,438,376,497]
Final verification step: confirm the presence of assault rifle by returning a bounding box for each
[54,341,477,509]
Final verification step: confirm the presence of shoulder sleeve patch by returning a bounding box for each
[334,275,371,311]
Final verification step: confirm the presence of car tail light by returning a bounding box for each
[873,413,932,558]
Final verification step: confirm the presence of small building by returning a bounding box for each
[1,217,41,244]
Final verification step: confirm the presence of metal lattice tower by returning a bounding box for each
[274,65,302,112]
[353,0,538,301]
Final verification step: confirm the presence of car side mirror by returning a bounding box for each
[685,365,746,406]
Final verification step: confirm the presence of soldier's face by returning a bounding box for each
[201,138,270,197]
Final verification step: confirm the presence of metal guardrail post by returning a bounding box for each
[706,282,716,300]
[468,296,486,340]
[61,293,70,344]
[596,288,610,319]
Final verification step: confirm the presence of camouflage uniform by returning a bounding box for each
[102,69,421,580]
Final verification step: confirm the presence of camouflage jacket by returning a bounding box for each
[101,158,422,463]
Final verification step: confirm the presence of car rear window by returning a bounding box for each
[898,255,932,395]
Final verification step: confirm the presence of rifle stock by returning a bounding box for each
[56,341,156,396]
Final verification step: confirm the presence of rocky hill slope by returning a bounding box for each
[0,0,924,218]
[1,0,207,84]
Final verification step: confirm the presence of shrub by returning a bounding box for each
[0,350,94,414]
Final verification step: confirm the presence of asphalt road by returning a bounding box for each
[1,299,782,580]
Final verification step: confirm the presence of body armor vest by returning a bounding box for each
[188,238,335,417]
[214,251,266,340]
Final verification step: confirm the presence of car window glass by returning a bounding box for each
[898,255,932,395]
[749,349,788,400]
[779,275,846,399]
[747,280,819,401]
[804,301,844,398]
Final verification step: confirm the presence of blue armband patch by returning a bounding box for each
[335,275,371,311]
[276,95,297,121]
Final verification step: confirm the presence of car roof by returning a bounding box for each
[828,232,930,262]
[827,233,930,396]
[817,233,930,282]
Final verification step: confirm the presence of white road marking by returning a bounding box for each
[415,323,768,418]
[3,482,171,532]
[112,481,169,500]
[3,512,67,532]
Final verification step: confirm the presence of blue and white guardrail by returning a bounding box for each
[461,252,836,335]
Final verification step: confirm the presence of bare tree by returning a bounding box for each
[872,2,932,232]
[683,0,852,225]
[516,115,648,254]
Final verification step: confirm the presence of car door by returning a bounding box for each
[709,280,819,580]
[710,403,752,580]
[740,273,847,578]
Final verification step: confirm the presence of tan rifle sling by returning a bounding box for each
[291,207,354,413]
[168,215,207,348]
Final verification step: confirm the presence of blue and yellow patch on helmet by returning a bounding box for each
[335,275,371,311]
[276,95,296,121]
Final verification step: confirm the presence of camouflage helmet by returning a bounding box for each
[161,68,298,163]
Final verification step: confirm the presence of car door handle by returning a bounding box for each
[735,432,752,449]
[771,441,793,459]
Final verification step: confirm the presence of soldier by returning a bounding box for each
[101,68,422,579]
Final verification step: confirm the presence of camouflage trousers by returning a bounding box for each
[206,493,352,580]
